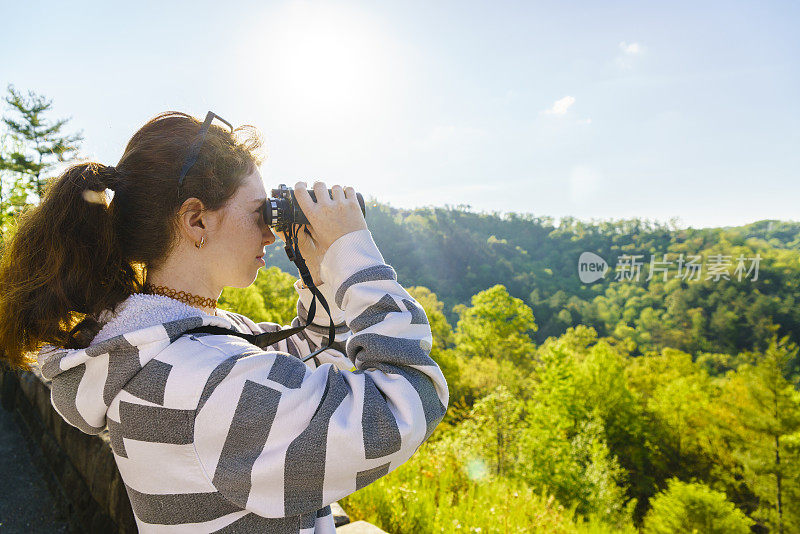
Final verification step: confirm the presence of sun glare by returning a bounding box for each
[249,2,402,121]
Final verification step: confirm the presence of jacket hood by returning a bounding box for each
[38,294,240,434]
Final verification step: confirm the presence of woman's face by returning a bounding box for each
[205,169,275,289]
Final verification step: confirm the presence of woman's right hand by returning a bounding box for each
[293,181,368,256]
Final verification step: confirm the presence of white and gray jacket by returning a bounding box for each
[39,230,448,533]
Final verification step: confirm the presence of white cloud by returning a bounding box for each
[578,118,592,125]
[619,41,643,55]
[616,41,645,69]
[544,96,575,115]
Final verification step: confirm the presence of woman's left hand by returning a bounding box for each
[276,225,325,287]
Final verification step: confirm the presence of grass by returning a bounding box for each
[339,436,635,534]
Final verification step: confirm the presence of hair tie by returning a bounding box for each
[102,165,118,191]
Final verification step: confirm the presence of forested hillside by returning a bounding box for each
[237,207,800,533]
[265,204,800,375]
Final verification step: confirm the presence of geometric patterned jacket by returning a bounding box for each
[39,229,449,533]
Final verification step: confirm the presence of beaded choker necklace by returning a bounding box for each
[142,283,218,311]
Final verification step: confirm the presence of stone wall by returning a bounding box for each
[0,366,380,533]
[1,365,136,533]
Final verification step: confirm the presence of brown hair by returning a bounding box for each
[0,111,262,368]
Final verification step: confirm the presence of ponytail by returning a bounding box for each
[0,111,263,369]
[0,162,140,368]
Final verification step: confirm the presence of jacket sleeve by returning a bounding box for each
[193,230,449,518]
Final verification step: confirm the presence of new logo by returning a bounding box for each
[578,252,608,284]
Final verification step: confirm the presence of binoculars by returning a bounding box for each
[261,184,366,233]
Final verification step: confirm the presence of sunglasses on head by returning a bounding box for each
[177,111,233,190]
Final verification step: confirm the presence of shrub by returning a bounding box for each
[642,479,753,534]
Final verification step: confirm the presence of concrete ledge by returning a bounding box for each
[336,520,390,533]
[2,365,136,533]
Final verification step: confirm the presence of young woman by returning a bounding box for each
[0,112,448,533]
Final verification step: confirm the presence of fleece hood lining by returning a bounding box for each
[92,293,213,345]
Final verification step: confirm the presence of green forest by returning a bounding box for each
[232,204,800,533]
[3,87,800,533]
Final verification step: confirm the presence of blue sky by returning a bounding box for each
[2,0,798,228]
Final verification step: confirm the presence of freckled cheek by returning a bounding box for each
[230,217,257,237]
[232,219,263,248]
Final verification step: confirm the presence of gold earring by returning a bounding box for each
[195,236,205,249]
